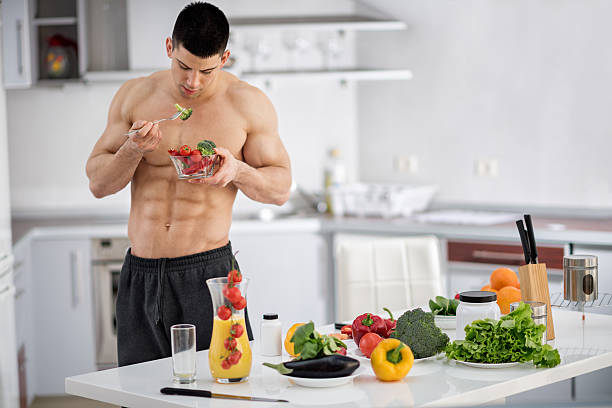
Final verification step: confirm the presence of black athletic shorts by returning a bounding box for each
[116,241,253,367]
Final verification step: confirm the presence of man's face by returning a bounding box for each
[166,38,229,98]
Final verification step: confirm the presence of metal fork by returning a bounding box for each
[124,109,186,136]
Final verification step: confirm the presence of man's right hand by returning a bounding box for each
[126,120,162,153]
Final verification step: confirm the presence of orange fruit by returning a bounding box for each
[490,267,519,290]
[480,285,498,295]
[497,286,521,314]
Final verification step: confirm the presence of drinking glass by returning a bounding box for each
[171,324,196,384]
[206,277,252,383]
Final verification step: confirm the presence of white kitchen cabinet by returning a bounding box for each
[12,238,35,406]
[568,245,612,403]
[229,229,331,344]
[30,238,96,395]
[1,0,128,88]
[1,0,34,88]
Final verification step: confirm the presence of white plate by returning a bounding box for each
[285,366,365,388]
[434,315,456,330]
[450,359,521,368]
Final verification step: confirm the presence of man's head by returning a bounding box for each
[166,2,230,98]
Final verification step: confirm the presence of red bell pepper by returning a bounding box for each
[351,313,385,346]
[380,307,396,338]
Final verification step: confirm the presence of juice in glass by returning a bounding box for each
[206,276,252,383]
[208,316,252,381]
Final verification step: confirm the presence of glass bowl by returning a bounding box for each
[169,154,217,179]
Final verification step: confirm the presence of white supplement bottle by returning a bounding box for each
[455,291,500,340]
[260,313,282,356]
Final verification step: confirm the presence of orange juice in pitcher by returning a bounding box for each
[206,277,252,383]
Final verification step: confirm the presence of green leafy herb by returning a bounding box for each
[445,302,561,368]
[290,321,346,361]
[429,296,459,316]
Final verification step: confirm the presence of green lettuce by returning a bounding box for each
[445,302,561,368]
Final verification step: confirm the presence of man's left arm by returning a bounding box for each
[194,88,292,205]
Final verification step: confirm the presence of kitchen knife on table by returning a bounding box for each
[161,387,289,403]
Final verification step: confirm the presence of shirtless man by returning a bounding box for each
[86,2,291,366]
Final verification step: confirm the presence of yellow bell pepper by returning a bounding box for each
[284,323,304,357]
[370,338,414,381]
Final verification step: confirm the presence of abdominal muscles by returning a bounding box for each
[128,162,236,258]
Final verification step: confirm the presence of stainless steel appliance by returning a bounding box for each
[91,238,130,370]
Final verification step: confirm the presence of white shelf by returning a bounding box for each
[241,69,413,81]
[229,15,406,31]
[33,17,77,26]
[79,69,412,83]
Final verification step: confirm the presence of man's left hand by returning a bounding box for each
[187,147,241,187]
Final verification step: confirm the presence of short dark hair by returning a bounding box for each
[172,2,229,58]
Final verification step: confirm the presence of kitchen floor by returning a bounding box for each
[30,396,117,408]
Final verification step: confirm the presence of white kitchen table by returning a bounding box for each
[65,308,612,407]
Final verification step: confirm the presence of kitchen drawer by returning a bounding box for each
[448,241,564,270]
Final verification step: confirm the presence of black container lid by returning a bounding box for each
[459,291,497,303]
[263,313,278,320]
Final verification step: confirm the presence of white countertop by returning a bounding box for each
[65,308,612,407]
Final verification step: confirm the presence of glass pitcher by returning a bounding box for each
[206,277,252,383]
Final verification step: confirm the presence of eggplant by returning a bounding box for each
[263,354,360,378]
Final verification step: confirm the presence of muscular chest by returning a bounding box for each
[134,98,247,167]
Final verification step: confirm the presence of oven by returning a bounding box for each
[91,238,130,370]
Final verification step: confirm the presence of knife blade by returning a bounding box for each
[515,220,531,265]
[524,214,538,264]
[160,387,289,403]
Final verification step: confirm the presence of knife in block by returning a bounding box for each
[518,263,555,340]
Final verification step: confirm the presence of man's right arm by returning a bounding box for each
[86,80,161,198]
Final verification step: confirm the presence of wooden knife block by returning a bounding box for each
[518,263,555,340]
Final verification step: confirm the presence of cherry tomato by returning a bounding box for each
[228,269,242,283]
[230,323,244,338]
[225,286,241,303]
[179,145,191,156]
[189,149,202,162]
[168,148,178,156]
[222,284,230,298]
[221,358,232,370]
[359,332,382,358]
[336,347,347,355]
[228,349,242,365]
[217,305,232,320]
[224,337,237,350]
[340,325,353,338]
[454,293,460,300]
[232,296,246,310]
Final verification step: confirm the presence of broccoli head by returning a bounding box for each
[197,140,217,156]
[174,103,193,120]
[390,308,449,359]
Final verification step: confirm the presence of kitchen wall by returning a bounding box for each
[357,0,612,211]
[6,0,359,218]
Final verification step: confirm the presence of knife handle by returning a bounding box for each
[161,387,212,398]
[516,220,531,264]
[524,214,538,263]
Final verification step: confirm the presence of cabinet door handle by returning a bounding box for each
[472,250,525,262]
[16,19,24,75]
[70,250,83,308]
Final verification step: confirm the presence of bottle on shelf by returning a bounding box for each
[323,148,346,216]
